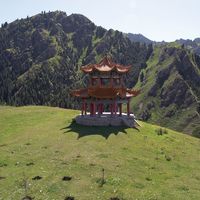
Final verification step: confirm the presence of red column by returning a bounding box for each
[110,103,113,116]
[81,99,84,116]
[90,103,93,116]
[119,103,122,116]
[84,103,87,115]
[127,99,130,117]
[98,103,101,116]
[93,102,96,116]
[114,101,117,116]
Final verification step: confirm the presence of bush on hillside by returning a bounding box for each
[192,127,200,138]
[155,128,168,135]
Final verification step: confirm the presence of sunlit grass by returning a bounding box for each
[0,106,200,200]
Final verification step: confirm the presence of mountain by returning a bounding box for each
[0,11,149,108]
[1,106,200,199]
[126,33,153,44]
[131,43,200,136]
[176,38,200,56]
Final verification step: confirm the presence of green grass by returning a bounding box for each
[0,106,200,200]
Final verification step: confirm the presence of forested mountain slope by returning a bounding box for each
[0,11,149,108]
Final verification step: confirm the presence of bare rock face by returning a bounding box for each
[158,47,176,63]
[160,77,195,108]
[148,84,158,97]
[148,64,173,97]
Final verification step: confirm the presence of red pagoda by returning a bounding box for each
[71,56,140,127]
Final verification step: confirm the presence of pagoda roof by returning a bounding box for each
[71,87,140,99]
[81,56,131,73]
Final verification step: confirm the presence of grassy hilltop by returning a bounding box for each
[0,106,200,200]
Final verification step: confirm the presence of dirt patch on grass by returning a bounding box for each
[32,176,42,180]
[61,162,68,165]
[26,162,34,166]
[145,177,152,181]
[0,144,7,147]
[64,196,74,200]
[0,163,7,167]
[22,196,34,200]
[165,154,172,161]
[62,176,72,181]
[76,154,81,158]
[0,176,6,180]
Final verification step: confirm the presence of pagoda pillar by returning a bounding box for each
[81,99,84,116]
[114,101,117,116]
[93,102,96,116]
[100,103,103,114]
[99,104,102,114]
[98,103,101,117]
[119,103,122,116]
[84,102,87,115]
[110,102,113,116]
[127,99,130,117]
[90,103,93,116]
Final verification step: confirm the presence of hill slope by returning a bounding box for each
[131,43,200,135]
[0,106,200,200]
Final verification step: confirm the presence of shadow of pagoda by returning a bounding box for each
[61,120,132,139]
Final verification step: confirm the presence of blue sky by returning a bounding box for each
[0,0,199,42]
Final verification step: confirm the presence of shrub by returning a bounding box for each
[155,128,168,135]
[165,155,172,161]
[192,127,200,138]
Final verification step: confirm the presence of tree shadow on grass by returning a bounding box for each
[61,120,138,139]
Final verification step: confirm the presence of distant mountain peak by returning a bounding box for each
[126,33,153,44]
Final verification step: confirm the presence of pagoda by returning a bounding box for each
[71,56,140,127]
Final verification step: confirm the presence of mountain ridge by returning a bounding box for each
[0,11,149,107]
[126,33,153,44]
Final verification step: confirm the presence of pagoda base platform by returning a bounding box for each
[75,112,138,127]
